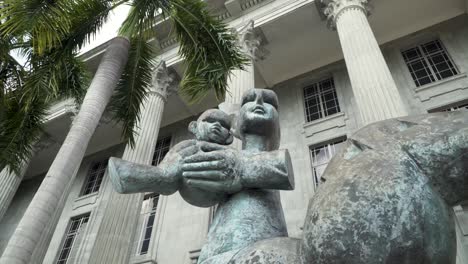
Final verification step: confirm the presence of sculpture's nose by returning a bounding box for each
[254,91,264,105]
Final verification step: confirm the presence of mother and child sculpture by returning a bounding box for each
[109,88,468,264]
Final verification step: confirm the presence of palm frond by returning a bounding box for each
[0,93,47,174]
[108,36,157,146]
[165,0,248,102]
[0,37,25,99]
[21,51,88,104]
[119,0,169,38]
[62,0,123,52]
[0,0,72,54]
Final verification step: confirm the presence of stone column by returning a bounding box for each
[321,0,408,125]
[0,168,26,221]
[0,137,56,221]
[88,61,176,264]
[223,20,266,105]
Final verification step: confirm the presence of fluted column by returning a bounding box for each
[321,0,407,125]
[88,61,176,264]
[224,20,265,105]
[0,168,26,221]
[0,137,56,221]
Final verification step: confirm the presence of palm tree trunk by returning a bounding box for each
[0,37,130,264]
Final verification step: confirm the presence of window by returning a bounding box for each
[402,39,459,87]
[136,193,159,255]
[152,136,172,166]
[310,138,346,188]
[56,214,90,264]
[443,103,468,112]
[303,77,341,122]
[429,101,468,113]
[81,159,108,196]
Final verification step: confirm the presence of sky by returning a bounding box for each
[11,4,131,64]
[79,4,131,54]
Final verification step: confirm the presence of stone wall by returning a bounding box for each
[1,14,468,264]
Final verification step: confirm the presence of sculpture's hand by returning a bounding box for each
[159,139,199,180]
[182,142,243,194]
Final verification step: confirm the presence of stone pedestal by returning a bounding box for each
[88,62,176,263]
[322,0,407,125]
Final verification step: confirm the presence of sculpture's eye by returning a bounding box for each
[264,98,278,110]
[205,117,230,130]
[241,91,256,106]
[262,91,279,110]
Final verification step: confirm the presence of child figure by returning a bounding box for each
[179,109,234,207]
[108,109,233,207]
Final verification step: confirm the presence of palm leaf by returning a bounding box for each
[108,36,157,146]
[119,0,169,38]
[0,93,47,173]
[0,0,72,54]
[165,0,248,102]
[62,0,124,52]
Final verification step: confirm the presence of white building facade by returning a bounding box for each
[1,0,468,263]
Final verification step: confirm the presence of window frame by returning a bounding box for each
[136,193,160,256]
[151,136,172,166]
[80,158,108,197]
[55,213,91,264]
[309,137,347,190]
[401,39,459,88]
[428,100,468,113]
[302,76,342,123]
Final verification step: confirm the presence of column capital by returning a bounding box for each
[151,61,178,101]
[320,0,372,29]
[235,20,269,61]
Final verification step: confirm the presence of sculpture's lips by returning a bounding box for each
[253,106,265,114]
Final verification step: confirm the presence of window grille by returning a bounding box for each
[303,78,341,122]
[56,214,90,264]
[137,193,159,255]
[310,139,346,189]
[152,136,172,166]
[81,159,108,196]
[443,103,468,112]
[402,39,458,87]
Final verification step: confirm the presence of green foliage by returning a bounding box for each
[0,0,95,172]
[166,0,249,102]
[0,92,47,174]
[119,0,169,38]
[0,0,248,171]
[0,0,72,55]
[108,37,157,147]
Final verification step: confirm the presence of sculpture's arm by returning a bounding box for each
[108,157,179,195]
[239,149,295,190]
[108,140,199,195]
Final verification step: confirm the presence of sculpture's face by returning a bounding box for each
[239,89,279,138]
[191,109,233,145]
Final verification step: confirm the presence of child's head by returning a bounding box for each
[189,109,233,145]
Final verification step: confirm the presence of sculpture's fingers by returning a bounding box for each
[182,161,224,171]
[199,141,227,152]
[183,171,224,180]
[186,179,227,192]
[184,152,224,163]
[172,139,196,151]
[178,144,200,157]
